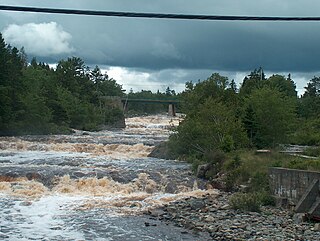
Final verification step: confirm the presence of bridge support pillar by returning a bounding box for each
[123,101,128,113]
[168,104,176,116]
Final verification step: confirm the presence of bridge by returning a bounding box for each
[121,98,181,116]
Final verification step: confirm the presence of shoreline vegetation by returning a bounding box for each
[0,33,178,136]
[1,32,320,213]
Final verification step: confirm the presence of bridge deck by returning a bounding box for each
[121,98,181,104]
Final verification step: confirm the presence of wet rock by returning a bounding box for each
[304,229,313,235]
[204,216,215,222]
[50,226,63,230]
[210,178,226,190]
[149,208,165,217]
[71,171,87,178]
[164,182,178,193]
[144,222,150,227]
[196,164,211,179]
[19,201,32,206]
[4,171,19,178]
[147,142,177,160]
[293,213,308,224]
[188,199,205,210]
[26,172,42,180]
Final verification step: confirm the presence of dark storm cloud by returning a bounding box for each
[1,0,320,73]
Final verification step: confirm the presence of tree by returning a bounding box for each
[169,72,248,161]
[180,73,231,113]
[170,98,248,156]
[56,57,93,99]
[0,34,26,135]
[299,77,320,118]
[267,74,297,98]
[240,68,266,96]
[0,35,126,134]
[247,87,296,147]
[304,77,320,97]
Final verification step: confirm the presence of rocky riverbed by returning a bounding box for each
[145,192,320,240]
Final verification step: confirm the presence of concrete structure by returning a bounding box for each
[269,167,320,218]
[121,98,180,116]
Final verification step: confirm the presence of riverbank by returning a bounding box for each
[146,191,320,240]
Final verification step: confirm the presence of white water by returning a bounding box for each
[0,115,215,240]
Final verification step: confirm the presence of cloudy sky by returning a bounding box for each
[1,0,320,94]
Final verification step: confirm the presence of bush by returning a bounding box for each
[303,146,320,157]
[229,193,261,212]
[224,168,250,192]
[286,159,320,171]
[188,150,227,179]
[292,118,320,145]
[224,155,242,171]
[256,191,276,206]
[247,172,269,192]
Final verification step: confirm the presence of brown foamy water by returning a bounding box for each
[0,115,216,240]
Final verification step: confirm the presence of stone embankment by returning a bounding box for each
[146,192,320,240]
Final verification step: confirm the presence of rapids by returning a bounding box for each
[0,115,215,240]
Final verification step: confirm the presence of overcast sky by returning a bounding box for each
[1,0,320,94]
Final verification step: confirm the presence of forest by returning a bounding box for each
[166,69,320,208]
[1,31,319,151]
[170,70,320,155]
[0,33,182,135]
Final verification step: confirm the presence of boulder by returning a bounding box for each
[196,164,211,179]
[148,142,177,160]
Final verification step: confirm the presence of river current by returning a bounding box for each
[0,115,215,240]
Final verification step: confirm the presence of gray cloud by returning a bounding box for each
[1,0,320,91]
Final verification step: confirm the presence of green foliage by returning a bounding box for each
[298,77,320,119]
[239,68,266,96]
[303,76,320,97]
[285,158,320,171]
[0,34,125,135]
[228,166,275,210]
[291,118,320,145]
[225,168,250,192]
[303,146,320,157]
[170,98,248,159]
[126,88,178,115]
[247,172,270,193]
[180,73,237,113]
[267,74,297,98]
[229,192,262,212]
[230,189,275,212]
[168,73,248,178]
[245,87,297,148]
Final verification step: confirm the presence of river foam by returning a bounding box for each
[0,115,215,240]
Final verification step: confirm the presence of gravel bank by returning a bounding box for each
[147,192,320,240]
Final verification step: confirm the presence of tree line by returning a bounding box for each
[0,33,125,135]
[1,31,319,146]
[169,68,320,162]
[125,87,178,115]
[0,33,179,135]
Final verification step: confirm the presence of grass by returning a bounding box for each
[225,149,320,174]
[222,149,320,210]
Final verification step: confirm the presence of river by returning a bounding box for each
[0,115,214,240]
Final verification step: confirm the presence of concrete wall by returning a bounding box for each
[269,167,320,203]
